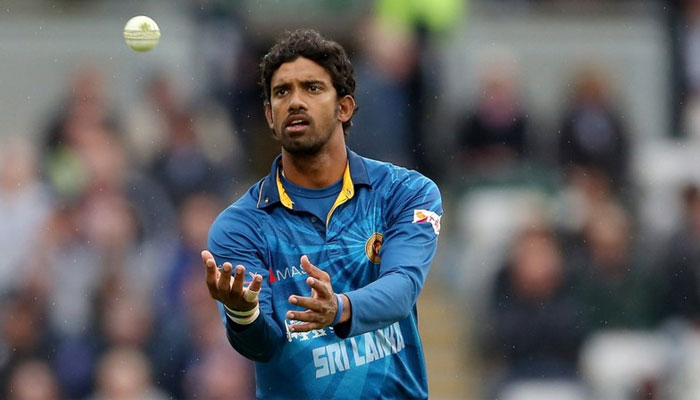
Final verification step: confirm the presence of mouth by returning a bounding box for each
[284,114,311,134]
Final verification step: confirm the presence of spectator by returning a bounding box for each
[485,227,584,393]
[38,127,176,397]
[558,66,629,188]
[455,50,529,172]
[40,66,121,202]
[148,109,222,207]
[6,360,62,400]
[98,295,154,350]
[554,165,617,243]
[674,0,700,138]
[658,183,700,324]
[573,201,661,333]
[147,192,227,396]
[346,16,418,167]
[0,137,52,296]
[180,267,255,399]
[78,126,176,239]
[162,192,224,312]
[0,291,55,397]
[89,346,169,400]
[41,65,119,155]
[184,346,256,400]
[372,0,465,175]
[123,72,183,167]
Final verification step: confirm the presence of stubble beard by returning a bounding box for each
[276,109,338,157]
[279,131,328,156]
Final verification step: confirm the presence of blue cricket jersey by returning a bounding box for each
[208,149,442,399]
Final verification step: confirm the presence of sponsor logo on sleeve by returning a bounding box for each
[412,209,441,235]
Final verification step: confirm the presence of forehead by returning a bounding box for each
[270,57,333,86]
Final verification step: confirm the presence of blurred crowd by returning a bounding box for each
[0,62,256,399]
[449,1,700,399]
[3,0,700,399]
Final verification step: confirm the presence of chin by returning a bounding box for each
[282,139,326,156]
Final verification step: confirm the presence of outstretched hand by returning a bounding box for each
[286,255,342,332]
[202,250,262,312]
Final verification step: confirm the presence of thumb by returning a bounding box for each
[300,255,327,281]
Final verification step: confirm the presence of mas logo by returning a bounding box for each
[365,233,383,264]
[268,265,307,283]
[412,209,441,235]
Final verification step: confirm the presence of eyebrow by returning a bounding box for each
[271,82,290,92]
[303,80,326,86]
[271,79,327,91]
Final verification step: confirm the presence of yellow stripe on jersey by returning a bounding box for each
[275,168,294,209]
[326,162,354,227]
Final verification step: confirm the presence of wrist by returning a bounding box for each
[337,294,351,324]
[224,303,260,325]
[331,293,343,326]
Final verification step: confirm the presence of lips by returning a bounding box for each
[284,113,311,133]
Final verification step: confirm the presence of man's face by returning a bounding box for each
[265,57,348,156]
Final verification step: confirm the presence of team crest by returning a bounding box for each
[365,233,383,264]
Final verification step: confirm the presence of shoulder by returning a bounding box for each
[209,179,268,243]
[357,157,442,233]
[361,156,440,201]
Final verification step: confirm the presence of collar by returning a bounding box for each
[257,148,371,209]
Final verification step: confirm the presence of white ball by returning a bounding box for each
[123,15,160,52]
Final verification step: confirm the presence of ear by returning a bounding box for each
[337,95,355,124]
[264,102,274,130]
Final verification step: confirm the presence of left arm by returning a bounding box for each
[288,177,442,338]
[335,178,442,338]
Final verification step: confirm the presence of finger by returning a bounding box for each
[201,250,214,263]
[289,294,324,312]
[288,322,324,333]
[202,251,218,290]
[231,265,246,294]
[243,275,262,303]
[300,255,330,281]
[247,273,263,293]
[286,310,321,323]
[306,276,332,299]
[202,250,216,273]
[217,262,233,292]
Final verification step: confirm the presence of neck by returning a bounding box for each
[281,136,347,189]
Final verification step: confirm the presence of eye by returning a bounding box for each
[274,88,288,97]
[308,85,321,93]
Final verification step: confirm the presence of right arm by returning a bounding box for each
[204,209,285,362]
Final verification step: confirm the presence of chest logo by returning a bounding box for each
[269,265,307,283]
[365,232,383,264]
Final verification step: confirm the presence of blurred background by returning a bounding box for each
[1,0,700,399]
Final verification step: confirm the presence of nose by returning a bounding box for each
[288,89,308,112]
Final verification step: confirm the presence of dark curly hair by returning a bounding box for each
[260,29,357,134]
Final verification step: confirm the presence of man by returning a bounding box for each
[202,29,442,399]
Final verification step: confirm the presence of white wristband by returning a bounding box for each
[226,304,260,325]
[224,304,257,317]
